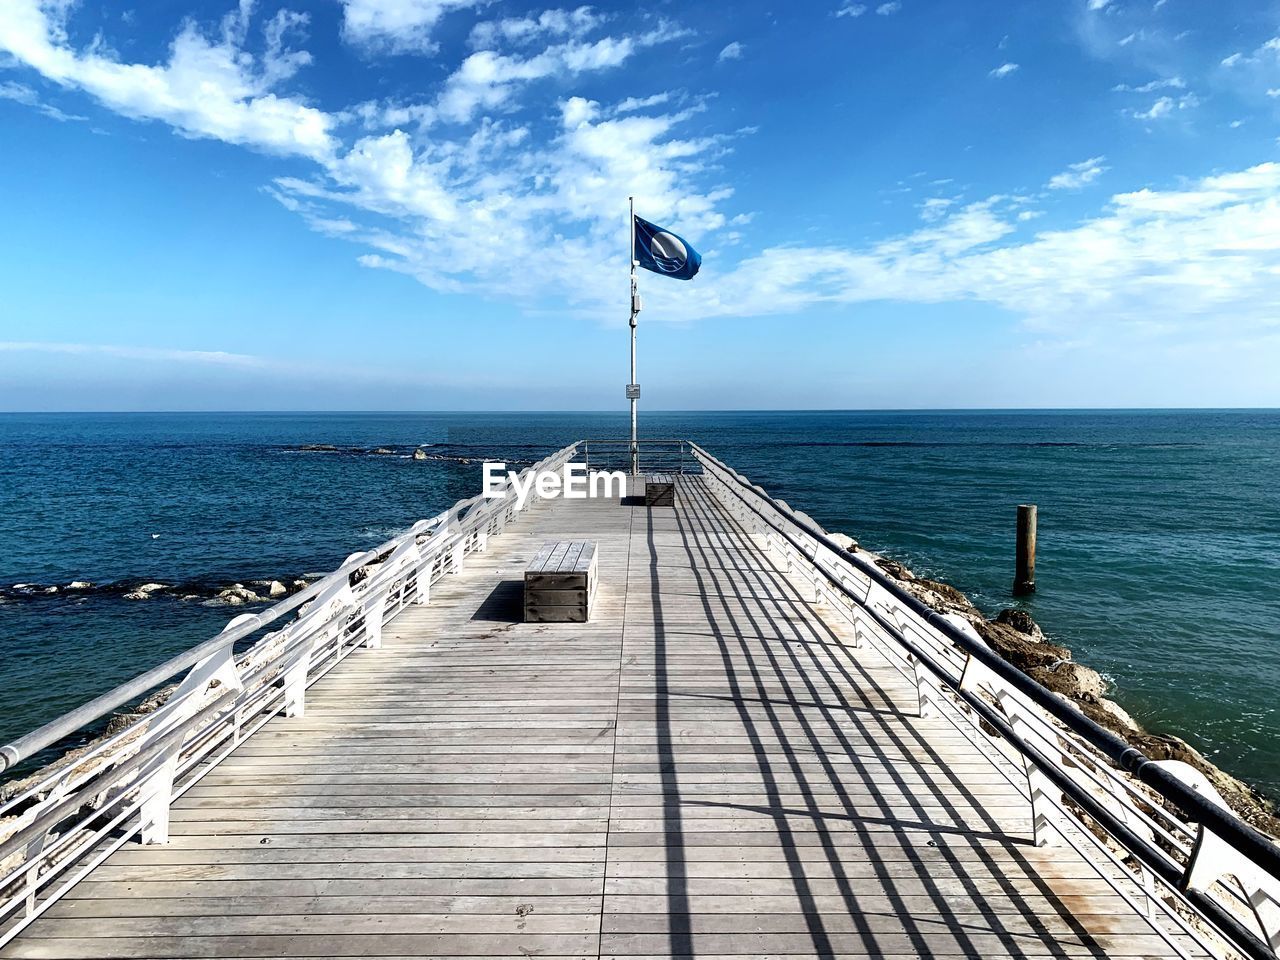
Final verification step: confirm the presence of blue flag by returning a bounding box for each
[634,215,701,281]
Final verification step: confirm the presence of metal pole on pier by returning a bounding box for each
[1014,504,1037,595]
[628,196,640,477]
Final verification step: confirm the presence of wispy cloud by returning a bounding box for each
[0,3,333,159]
[1125,92,1198,120]
[876,2,901,15]
[1112,77,1185,92]
[835,3,868,16]
[3,0,1280,358]
[340,0,482,53]
[0,80,85,122]
[664,163,1280,338]
[989,62,1019,78]
[469,7,603,49]
[1048,156,1108,189]
[717,42,744,63]
[0,342,269,367]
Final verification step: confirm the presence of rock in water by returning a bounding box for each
[371,447,396,455]
[412,448,428,461]
[267,580,287,597]
[212,584,262,606]
[123,583,168,600]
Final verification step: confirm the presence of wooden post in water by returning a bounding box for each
[1014,504,1037,595]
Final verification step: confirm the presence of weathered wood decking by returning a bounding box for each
[3,479,1177,959]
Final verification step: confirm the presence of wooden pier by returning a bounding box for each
[1,476,1196,959]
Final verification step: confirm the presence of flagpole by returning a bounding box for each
[628,195,638,477]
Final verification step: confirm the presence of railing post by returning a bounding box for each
[910,654,938,718]
[362,591,388,649]
[992,690,1063,847]
[137,617,248,844]
[281,635,309,719]
[1170,761,1280,950]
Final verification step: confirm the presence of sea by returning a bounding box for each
[1,410,1277,793]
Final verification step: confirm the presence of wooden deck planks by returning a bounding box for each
[2,477,1188,959]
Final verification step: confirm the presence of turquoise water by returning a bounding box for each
[1,411,1277,792]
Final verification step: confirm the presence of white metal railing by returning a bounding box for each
[0,442,578,945]
[689,442,1280,960]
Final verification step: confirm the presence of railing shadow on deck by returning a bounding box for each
[684,445,1280,960]
[637,478,1113,958]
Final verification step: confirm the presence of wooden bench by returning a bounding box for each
[645,473,676,507]
[524,540,598,623]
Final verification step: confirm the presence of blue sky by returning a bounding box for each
[1,0,1279,410]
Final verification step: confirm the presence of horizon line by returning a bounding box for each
[2,406,1279,415]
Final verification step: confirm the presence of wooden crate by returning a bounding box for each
[645,473,676,507]
[524,540,598,623]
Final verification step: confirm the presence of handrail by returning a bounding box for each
[581,437,690,475]
[689,442,1280,878]
[0,440,580,944]
[689,441,1280,960]
[0,442,579,773]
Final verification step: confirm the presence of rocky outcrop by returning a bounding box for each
[284,443,528,466]
[853,539,1280,836]
[121,582,167,601]
[2,576,317,606]
[210,584,262,606]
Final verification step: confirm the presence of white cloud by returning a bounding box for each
[1126,92,1198,120]
[717,42,744,62]
[1087,0,1112,9]
[876,2,901,14]
[1048,156,1108,190]
[664,163,1280,338]
[1222,52,1245,68]
[1268,88,1280,98]
[4,0,1280,355]
[989,62,1019,78]
[1112,76,1185,92]
[0,0,334,159]
[339,0,480,53]
[835,3,867,16]
[436,35,639,124]
[469,7,604,49]
[616,92,672,113]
